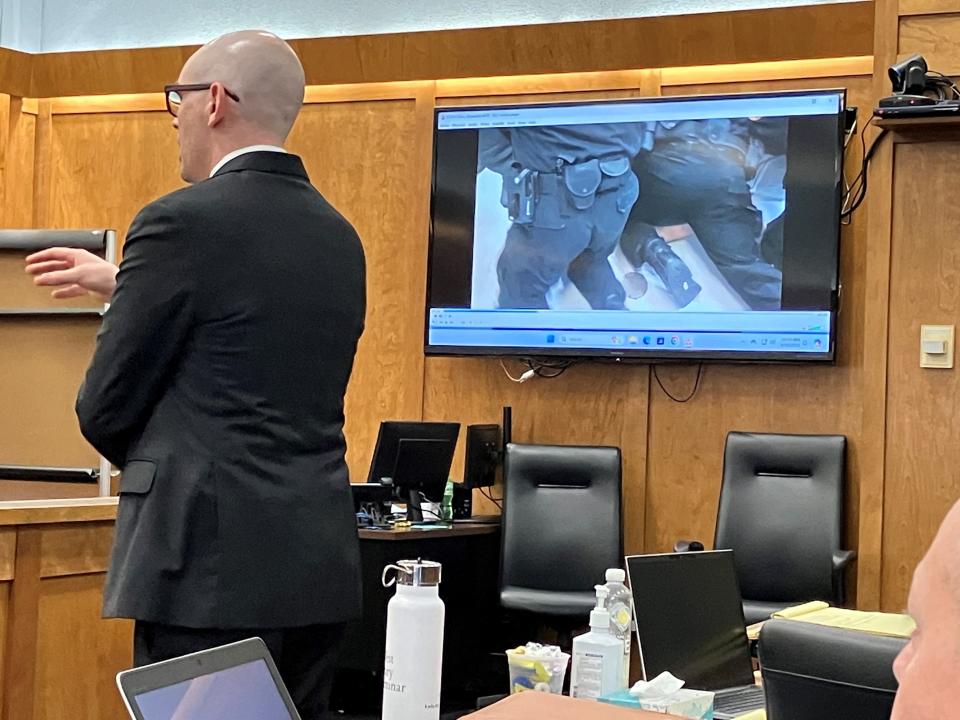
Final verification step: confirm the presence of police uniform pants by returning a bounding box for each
[496,172,639,309]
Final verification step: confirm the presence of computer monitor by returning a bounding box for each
[625,550,755,691]
[464,424,501,488]
[367,421,460,521]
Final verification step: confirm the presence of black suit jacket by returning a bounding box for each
[77,152,365,628]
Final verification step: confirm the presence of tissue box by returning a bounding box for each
[599,688,715,719]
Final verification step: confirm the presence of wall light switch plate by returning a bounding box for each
[920,324,955,369]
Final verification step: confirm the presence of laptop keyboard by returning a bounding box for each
[714,685,766,716]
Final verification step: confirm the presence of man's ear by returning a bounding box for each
[207,83,228,128]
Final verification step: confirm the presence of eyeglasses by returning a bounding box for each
[164,83,240,117]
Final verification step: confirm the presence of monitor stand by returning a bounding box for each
[406,489,424,523]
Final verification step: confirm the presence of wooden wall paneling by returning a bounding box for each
[423,74,661,553]
[2,527,41,720]
[899,0,960,15]
[0,319,100,469]
[642,77,872,585]
[661,57,874,87]
[2,97,36,227]
[898,12,960,74]
[0,530,13,581]
[30,101,53,228]
[285,95,428,480]
[0,95,8,209]
[0,529,14,701]
[0,108,183,321]
[0,581,8,717]
[860,0,901,611]
[435,69,661,99]
[422,359,651,553]
[25,4,874,98]
[38,522,114,577]
[30,44,195,100]
[0,103,111,313]
[880,141,960,611]
[46,111,184,243]
[34,573,132,720]
[0,48,32,98]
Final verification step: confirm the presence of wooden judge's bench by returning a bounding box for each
[0,498,132,720]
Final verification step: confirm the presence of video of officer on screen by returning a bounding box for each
[470,118,788,313]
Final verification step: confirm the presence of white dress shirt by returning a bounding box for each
[209,145,287,177]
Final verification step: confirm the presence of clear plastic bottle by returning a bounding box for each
[570,585,625,700]
[603,568,634,688]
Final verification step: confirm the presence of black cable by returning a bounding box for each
[925,71,960,100]
[841,116,889,221]
[843,129,887,218]
[522,357,578,379]
[845,115,874,198]
[652,363,704,403]
[415,493,446,521]
[479,486,503,509]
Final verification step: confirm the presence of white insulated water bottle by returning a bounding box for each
[382,559,445,720]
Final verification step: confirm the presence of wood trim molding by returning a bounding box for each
[2,527,41,720]
[661,56,874,86]
[898,0,960,15]
[857,0,899,611]
[0,47,33,98]
[0,498,118,527]
[1,3,874,98]
[12,57,876,117]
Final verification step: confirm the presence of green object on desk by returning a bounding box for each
[441,479,454,522]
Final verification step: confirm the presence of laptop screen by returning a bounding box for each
[133,658,293,720]
[626,550,755,690]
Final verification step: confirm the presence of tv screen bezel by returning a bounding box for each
[423,88,846,364]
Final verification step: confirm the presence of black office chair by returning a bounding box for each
[500,442,623,617]
[759,619,904,720]
[677,432,855,625]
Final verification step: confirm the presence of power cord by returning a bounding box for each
[924,70,960,101]
[499,357,579,383]
[841,116,858,204]
[652,363,704,403]
[415,496,445,521]
[841,115,889,222]
[499,359,534,383]
[479,486,503,510]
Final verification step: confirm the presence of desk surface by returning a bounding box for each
[358,521,499,540]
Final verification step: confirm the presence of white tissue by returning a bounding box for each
[629,671,685,699]
[521,642,562,658]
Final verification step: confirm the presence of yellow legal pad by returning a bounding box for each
[770,600,916,638]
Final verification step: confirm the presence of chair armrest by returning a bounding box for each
[674,539,705,553]
[832,549,857,605]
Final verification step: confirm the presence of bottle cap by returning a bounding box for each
[590,606,611,630]
[382,559,442,587]
[606,568,626,583]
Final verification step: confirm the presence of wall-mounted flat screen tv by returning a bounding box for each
[425,89,845,362]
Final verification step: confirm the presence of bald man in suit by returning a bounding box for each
[26,31,365,718]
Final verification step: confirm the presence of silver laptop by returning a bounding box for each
[116,637,300,720]
[625,550,766,719]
